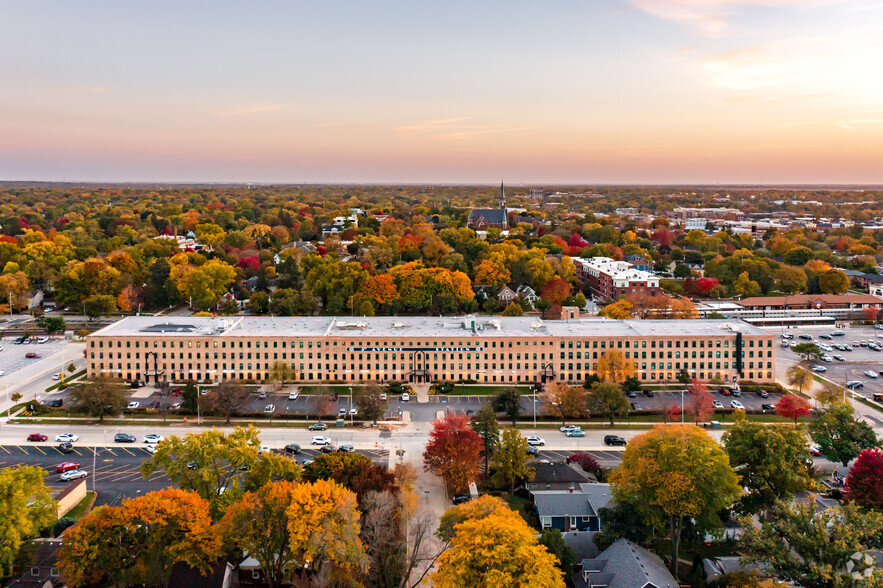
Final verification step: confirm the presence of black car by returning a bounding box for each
[761,403,775,411]
[604,435,627,446]
[626,390,637,398]
[642,390,654,397]
[47,399,64,408]
[319,445,335,453]
[757,390,769,398]
[58,442,75,454]
[283,443,301,454]
[114,433,136,443]
[452,495,471,505]
[526,445,539,456]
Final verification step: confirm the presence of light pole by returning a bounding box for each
[680,389,685,424]
[349,386,353,426]
[533,384,537,428]
[196,384,201,425]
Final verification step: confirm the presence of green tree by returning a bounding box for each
[39,315,66,336]
[808,403,878,467]
[722,421,814,514]
[68,376,128,423]
[790,343,822,363]
[502,301,524,316]
[491,428,535,493]
[784,246,813,266]
[586,380,629,427]
[268,361,294,389]
[609,425,742,578]
[83,294,116,319]
[740,499,883,588]
[493,387,522,425]
[734,271,761,298]
[353,383,388,424]
[470,403,500,475]
[537,529,576,574]
[0,465,56,576]
[818,269,849,294]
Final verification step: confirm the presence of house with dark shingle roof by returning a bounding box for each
[573,538,678,588]
[532,483,612,533]
[526,462,593,491]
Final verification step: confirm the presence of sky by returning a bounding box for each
[1,0,882,184]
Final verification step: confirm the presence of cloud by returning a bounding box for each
[392,117,531,139]
[630,0,846,36]
[213,104,287,117]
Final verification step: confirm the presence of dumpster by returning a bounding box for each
[710,421,721,429]
[336,418,345,427]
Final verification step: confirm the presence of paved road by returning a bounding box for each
[0,443,389,507]
[0,339,86,416]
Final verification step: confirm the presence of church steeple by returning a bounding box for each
[500,181,505,210]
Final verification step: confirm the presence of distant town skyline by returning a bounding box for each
[2,1,882,184]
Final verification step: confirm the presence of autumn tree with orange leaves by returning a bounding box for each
[423,413,484,495]
[686,378,715,423]
[58,489,220,588]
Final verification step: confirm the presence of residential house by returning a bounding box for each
[526,462,593,491]
[6,539,63,588]
[573,538,678,588]
[532,483,612,532]
[497,286,518,304]
[515,284,538,306]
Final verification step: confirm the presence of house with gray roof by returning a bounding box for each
[526,462,593,491]
[573,538,677,588]
[532,483,612,533]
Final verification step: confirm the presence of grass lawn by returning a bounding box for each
[298,385,354,395]
[65,491,96,520]
[448,385,533,396]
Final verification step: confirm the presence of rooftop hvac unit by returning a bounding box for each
[337,321,368,330]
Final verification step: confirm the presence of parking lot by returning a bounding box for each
[0,339,65,378]
[774,324,883,399]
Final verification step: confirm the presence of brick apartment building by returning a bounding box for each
[572,257,661,301]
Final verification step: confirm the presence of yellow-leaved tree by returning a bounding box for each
[596,349,636,383]
[433,495,564,588]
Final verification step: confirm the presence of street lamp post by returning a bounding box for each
[349,386,353,426]
[680,389,685,424]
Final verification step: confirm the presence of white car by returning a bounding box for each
[37,336,49,344]
[730,400,745,410]
[259,445,271,454]
[263,404,276,413]
[143,434,163,444]
[865,370,879,379]
[348,408,357,416]
[811,365,827,373]
[171,402,182,409]
[401,393,410,402]
[60,469,88,481]
[54,433,78,443]
[145,444,158,454]
[525,436,545,446]
[288,391,299,400]
[559,425,582,433]
[821,355,833,362]
[127,401,140,409]
[51,373,62,380]
[713,401,724,409]
[380,392,387,401]
[311,436,332,445]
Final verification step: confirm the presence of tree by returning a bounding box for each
[816,381,844,406]
[540,277,571,307]
[686,378,714,424]
[493,386,522,425]
[0,271,29,311]
[740,499,883,588]
[818,269,849,294]
[491,428,535,493]
[423,414,484,495]
[219,481,298,588]
[596,350,636,383]
[58,489,220,588]
[39,315,66,336]
[808,403,878,467]
[433,497,564,588]
[140,427,299,517]
[68,376,128,423]
[775,393,811,424]
[286,479,369,584]
[203,380,250,424]
[0,465,56,577]
[544,382,588,426]
[676,368,691,385]
[594,501,652,550]
[845,447,883,509]
[268,361,294,389]
[502,300,524,316]
[722,421,813,514]
[609,425,741,578]
[471,404,500,476]
[784,245,813,266]
[734,271,761,298]
[537,529,576,575]
[304,451,398,506]
[247,291,270,314]
[83,293,116,319]
[598,298,633,320]
[474,259,511,287]
[353,383,388,424]
[791,343,821,363]
[586,380,628,426]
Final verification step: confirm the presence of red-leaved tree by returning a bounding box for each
[541,278,571,306]
[686,379,714,423]
[845,447,883,509]
[423,414,484,495]
[776,393,812,424]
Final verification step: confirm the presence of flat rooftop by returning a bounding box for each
[90,316,771,339]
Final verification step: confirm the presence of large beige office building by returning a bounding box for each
[86,315,775,386]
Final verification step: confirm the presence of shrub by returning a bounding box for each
[568,452,600,474]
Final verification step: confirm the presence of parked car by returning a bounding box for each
[145,445,158,454]
[338,408,347,416]
[338,444,355,453]
[642,390,654,397]
[761,403,775,411]
[283,443,301,454]
[308,422,327,431]
[58,442,75,453]
[114,433,136,443]
[833,355,845,361]
[143,434,163,444]
[526,446,539,456]
[379,392,387,401]
[625,390,637,398]
[55,462,80,473]
[604,435,627,446]
[719,388,731,396]
[54,433,78,443]
[525,436,545,446]
[126,401,140,409]
[781,333,793,339]
[27,433,48,442]
[257,390,268,400]
[263,404,276,413]
[60,469,88,482]
[809,446,822,456]
[25,352,40,358]
[847,381,865,389]
[820,334,832,340]
[811,365,827,373]
[319,445,335,453]
[755,390,768,398]
[288,391,299,400]
[47,399,63,407]
[832,330,845,336]
[566,429,586,437]
[731,400,745,410]
[348,408,358,416]
[311,436,332,445]
[401,393,410,402]
[713,401,724,409]
[452,495,471,505]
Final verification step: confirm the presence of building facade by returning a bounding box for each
[572,257,661,301]
[87,316,775,386]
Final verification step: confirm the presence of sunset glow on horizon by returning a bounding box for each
[2,0,882,184]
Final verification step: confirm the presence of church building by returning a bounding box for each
[466,183,509,230]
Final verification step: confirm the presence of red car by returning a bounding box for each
[170,389,182,397]
[27,433,48,442]
[55,462,81,473]
[25,352,40,359]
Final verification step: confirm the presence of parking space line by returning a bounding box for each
[120,447,135,457]
[34,446,46,455]
[0,446,10,454]
[17,446,28,455]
